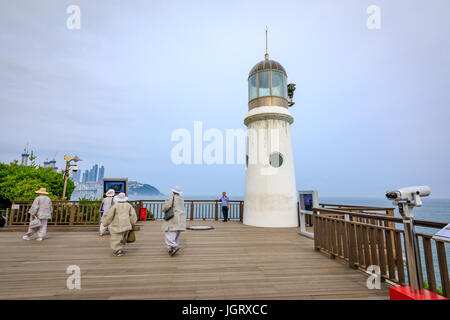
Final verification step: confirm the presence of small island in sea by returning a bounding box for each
[128,180,164,197]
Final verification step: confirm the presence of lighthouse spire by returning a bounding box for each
[265,26,269,60]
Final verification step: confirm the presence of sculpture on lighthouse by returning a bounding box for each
[243,30,298,227]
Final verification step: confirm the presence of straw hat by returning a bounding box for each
[105,189,115,197]
[171,186,183,194]
[115,192,128,202]
[35,188,49,195]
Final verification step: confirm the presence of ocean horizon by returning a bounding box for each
[128,194,450,224]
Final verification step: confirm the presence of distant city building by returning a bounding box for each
[70,164,106,199]
[89,164,98,182]
[20,147,30,166]
[82,170,89,184]
[72,170,81,183]
[98,165,105,182]
[43,158,58,172]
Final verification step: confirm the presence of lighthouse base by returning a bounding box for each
[243,193,298,228]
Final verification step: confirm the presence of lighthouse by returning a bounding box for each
[243,31,298,228]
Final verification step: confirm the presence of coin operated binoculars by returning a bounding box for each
[386,186,431,291]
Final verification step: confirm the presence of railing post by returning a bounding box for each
[239,201,244,222]
[313,210,320,250]
[5,208,9,226]
[190,201,194,221]
[69,202,75,226]
[139,200,143,220]
[214,201,218,221]
[10,202,16,225]
[436,241,450,298]
[387,208,395,228]
[347,221,357,268]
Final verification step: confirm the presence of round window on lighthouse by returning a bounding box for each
[269,152,283,168]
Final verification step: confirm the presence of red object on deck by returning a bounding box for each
[390,286,448,300]
[139,208,147,221]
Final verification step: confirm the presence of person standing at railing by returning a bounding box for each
[162,186,186,256]
[99,189,115,236]
[22,188,53,241]
[101,192,137,257]
[216,192,229,222]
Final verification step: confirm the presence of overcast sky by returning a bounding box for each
[1,0,449,198]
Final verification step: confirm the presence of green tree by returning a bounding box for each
[0,161,75,201]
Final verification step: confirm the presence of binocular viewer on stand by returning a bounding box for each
[386,186,446,300]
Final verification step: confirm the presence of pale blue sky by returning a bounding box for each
[0,0,449,197]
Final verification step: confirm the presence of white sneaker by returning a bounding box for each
[36,237,43,241]
[22,235,32,241]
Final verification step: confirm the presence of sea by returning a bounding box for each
[129,194,450,225]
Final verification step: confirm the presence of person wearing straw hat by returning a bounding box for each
[22,188,53,241]
[101,192,137,257]
[162,186,186,256]
[99,189,116,236]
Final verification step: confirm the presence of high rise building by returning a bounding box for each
[82,170,89,184]
[74,164,105,184]
[98,165,105,182]
[20,147,30,166]
[89,164,98,182]
[72,170,81,183]
[43,158,58,172]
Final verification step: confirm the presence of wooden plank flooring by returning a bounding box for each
[0,221,390,299]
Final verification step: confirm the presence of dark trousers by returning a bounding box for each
[222,206,228,222]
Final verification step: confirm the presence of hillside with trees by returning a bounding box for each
[0,160,75,209]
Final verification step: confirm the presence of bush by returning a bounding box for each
[0,160,75,202]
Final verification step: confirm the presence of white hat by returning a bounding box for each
[115,192,128,202]
[171,186,183,194]
[105,189,115,197]
[35,188,49,195]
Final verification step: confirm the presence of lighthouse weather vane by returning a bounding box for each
[265,26,269,60]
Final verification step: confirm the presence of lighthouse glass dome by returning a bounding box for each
[248,60,287,102]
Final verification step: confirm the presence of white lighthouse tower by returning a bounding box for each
[243,31,298,228]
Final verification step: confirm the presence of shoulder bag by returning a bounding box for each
[127,228,136,243]
[164,196,175,221]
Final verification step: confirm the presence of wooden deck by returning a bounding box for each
[0,221,390,299]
